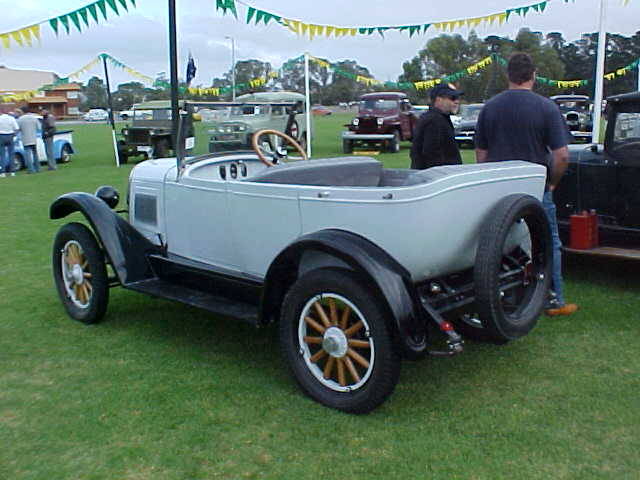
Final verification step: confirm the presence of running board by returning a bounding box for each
[124,278,260,325]
[564,246,640,261]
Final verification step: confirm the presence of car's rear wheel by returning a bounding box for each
[60,144,72,163]
[473,194,551,343]
[280,269,400,414]
[52,223,109,324]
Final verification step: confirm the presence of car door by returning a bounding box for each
[610,111,640,227]
[163,161,239,271]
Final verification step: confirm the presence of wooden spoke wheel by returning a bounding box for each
[251,129,307,167]
[280,269,400,414]
[53,222,109,324]
[298,293,374,392]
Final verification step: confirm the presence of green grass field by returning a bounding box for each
[1,114,638,479]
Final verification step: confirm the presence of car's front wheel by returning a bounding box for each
[387,130,400,153]
[280,269,400,414]
[52,223,109,324]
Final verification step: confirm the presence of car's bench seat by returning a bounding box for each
[246,156,383,187]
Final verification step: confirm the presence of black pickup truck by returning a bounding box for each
[554,91,640,256]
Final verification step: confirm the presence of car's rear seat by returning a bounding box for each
[246,156,383,187]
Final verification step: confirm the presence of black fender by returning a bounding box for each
[262,229,426,357]
[50,192,161,285]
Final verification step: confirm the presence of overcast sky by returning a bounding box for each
[2,0,640,88]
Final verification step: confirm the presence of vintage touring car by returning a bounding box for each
[50,101,552,413]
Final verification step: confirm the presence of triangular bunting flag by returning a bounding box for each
[498,13,507,25]
[49,18,59,35]
[255,10,265,24]
[68,11,82,32]
[87,4,99,23]
[423,24,430,33]
[246,6,256,23]
[59,15,71,34]
[117,0,129,11]
[97,0,108,20]
[30,25,40,42]
[20,27,32,46]
[105,0,119,16]
[79,8,90,27]
[11,31,24,46]
[539,2,547,12]
[532,4,539,12]
[300,23,308,35]
[325,26,334,36]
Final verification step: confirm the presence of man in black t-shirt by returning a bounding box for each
[410,83,463,169]
[475,53,578,317]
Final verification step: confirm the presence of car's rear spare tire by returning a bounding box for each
[473,194,551,343]
[280,269,400,414]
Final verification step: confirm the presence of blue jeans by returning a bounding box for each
[24,144,40,173]
[543,191,564,306]
[0,134,14,173]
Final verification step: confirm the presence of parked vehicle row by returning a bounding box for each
[12,126,75,171]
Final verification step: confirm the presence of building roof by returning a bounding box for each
[28,96,68,104]
[0,66,57,92]
[51,83,81,91]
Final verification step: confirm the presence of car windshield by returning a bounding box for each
[230,105,269,116]
[556,101,589,113]
[613,112,640,150]
[359,99,399,114]
[460,105,483,121]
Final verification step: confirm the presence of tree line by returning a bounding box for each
[81,28,640,110]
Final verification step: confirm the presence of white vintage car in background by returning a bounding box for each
[50,101,551,413]
[83,108,109,122]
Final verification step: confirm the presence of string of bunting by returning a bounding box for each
[216,0,579,40]
[1,53,152,103]
[0,0,138,50]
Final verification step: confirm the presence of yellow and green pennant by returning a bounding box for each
[1,0,137,50]
[225,0,551,39]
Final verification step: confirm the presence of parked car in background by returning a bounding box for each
[454,103,484,148]
[83,109,108,122]
[551,95,593,143]
[12,124,74,171]
[342,92,418,153]
[208,91,311,153]
[410,105,430,117]
[311,105,332,116]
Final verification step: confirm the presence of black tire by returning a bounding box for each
[59,144,72,163]
[119,153,129,164]
[298,132,308,153]
[153,139,170,159]
[287,120,299,140]
[52,223,109,324]
[11,153,24,171]
[473,194,552,343]
[387,130,400,153]
[280,269,401,414]
[343,139,353,154]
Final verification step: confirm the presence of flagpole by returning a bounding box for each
[168,0,181,173]
[592,0,607,144]
[304,51,311,158]
[102,54,120,167]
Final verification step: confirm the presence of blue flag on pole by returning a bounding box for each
[186,52,197,86]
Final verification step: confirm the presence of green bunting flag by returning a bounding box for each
[216,0,238,19]
[42,0,138,39]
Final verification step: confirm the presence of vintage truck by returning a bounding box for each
[117,101,194,163]
[342,92,418,153]
[554,91,640,256]
[550,94,593,143]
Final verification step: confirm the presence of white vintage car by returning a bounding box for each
[50,103,552,413]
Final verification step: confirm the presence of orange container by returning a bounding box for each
[570,210,598,249]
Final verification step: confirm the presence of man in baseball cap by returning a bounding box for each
[410,83,464,169]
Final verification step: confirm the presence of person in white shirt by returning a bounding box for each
[0,112,19,177]
[16,108,41,173]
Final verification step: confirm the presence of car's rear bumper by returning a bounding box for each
[341,131,394,141]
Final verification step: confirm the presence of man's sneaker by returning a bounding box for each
[545,303,579,317]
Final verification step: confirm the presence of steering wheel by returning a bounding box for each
[251,129,308,166]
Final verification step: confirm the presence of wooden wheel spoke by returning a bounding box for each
[339,305,351,330]
[344,320,364,338]
[328,298,338,325]
[84,280,93,294]
[348,339,370,349]
[347,348,370,369]
[344,356,361,383]
[314,301,332,328]
[73,284,81,299]
[83,272,92,279]
[64,250,74,266]
[81,283,90,302]
[323,356,335,379]
[336,358,346,386]
[71,244,82,263]
[305,316,325,334]
[309,348,327,363]
[303,335,323,345]
[81,259,89,269]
